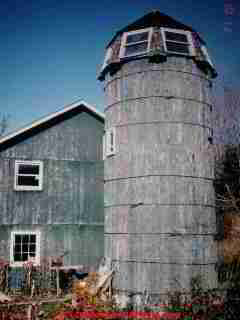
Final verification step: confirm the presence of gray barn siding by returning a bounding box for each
[0,112,103,161]
[0,225,103,266]
[0,159,103,225]
[0,110,104,266]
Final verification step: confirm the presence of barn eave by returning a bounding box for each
[0,100,105,152]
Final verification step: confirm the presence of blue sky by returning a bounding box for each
[1,0,239,133]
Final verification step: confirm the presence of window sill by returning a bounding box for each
[14,188,43,191]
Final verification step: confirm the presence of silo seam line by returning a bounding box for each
[111,288,201,295]
[105,95,212,111]
[111,121,211,129]
[104,68,211,86]
[104,203,216,208]
[105,174,214,182]
[111,259,217,265]
[104,232,216,236]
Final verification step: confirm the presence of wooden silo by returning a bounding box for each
[99,11,218,302]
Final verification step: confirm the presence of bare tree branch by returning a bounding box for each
[213,85,240,145]
[0,114,10,137]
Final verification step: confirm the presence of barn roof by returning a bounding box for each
[107,10,205,48]
[0,100,105,152]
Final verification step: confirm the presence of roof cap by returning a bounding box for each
[107,10,205,48]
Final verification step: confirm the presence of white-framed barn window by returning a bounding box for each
[119,28,153,58]
[10,231,41,267]
[161,28,195,56]
[14,160,43,191]
[103,127,116,158]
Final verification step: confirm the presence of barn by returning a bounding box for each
[0,100,105,270]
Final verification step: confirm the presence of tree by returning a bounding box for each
[0,114,10,137]
[213,85,240,145]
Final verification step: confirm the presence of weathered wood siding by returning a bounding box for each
[0,225,104,266]
[104,57,217,296]
[0,112,103,161]
[0,111,104,266]
[0,159,103,225]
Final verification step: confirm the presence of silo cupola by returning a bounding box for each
[98,10,217,81]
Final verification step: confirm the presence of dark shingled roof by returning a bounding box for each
[107,10,205,48]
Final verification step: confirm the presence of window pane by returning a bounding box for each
[18,164,39,175]
[166,41,190,54]
[165,32,188,43]
[110,131,114,150]
[125,42,148,56]
[17,176,39,187]
[15,235,22,243]
[14,253,21,262]
[22,253,28,261]
[30,244,36,252]
[22,235,29,243]
[12,232,38,264]
[30,235,36,243]
[22,243,28,252]
[126,32,148,44]
[14,244,21,253]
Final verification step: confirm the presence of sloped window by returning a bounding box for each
[120,28,153,58]
[201,45,214,67]
[14,160,43,191]
[161,28,195,56]
[10,231,40,266]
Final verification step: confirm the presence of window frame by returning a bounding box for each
[103,132,106,160]
[104,127,116,158]
[14,160,43,191]
[207,127,213,144]
[161,27,195,56]
[200,44,214,67]
[10,230,41,267]
[119,28,153,59]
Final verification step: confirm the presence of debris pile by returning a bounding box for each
[73,269,114,302]
[0,257,118,319]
